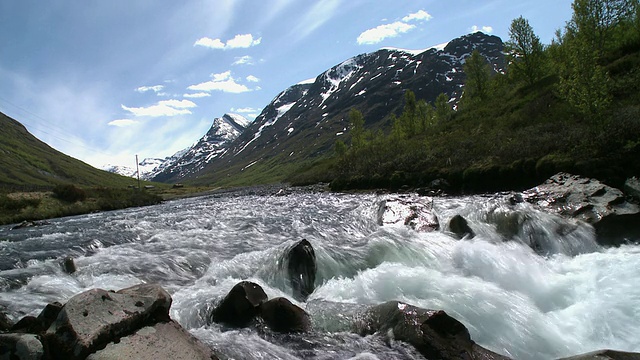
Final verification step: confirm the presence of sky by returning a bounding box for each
[0,0,574,170]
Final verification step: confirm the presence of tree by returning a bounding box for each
[462,50,492,103]
[348,108,366,150]
[506,16,546,85]
[568,0,636,54]
[334,139,347,157]
[434,93,453,122]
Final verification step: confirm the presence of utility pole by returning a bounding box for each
[135,154,141,190]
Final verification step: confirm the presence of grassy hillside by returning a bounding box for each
[0,112,137,190]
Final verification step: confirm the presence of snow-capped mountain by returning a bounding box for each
[103,152,186,180]
[174,32,505,185]
[151,113,249,183]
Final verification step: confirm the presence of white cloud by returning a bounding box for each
[402,10,432,22]
[357,9,433,45]
[183,92,211,98]
[232,107,260,113]
[121,99,197,117]
[187,71,254,93]
[135,85,164,93]
[470,25,494,33]
[357,22,415,45]
[194,34,261,50]
[233,55,255,66]
[246,75,260,82]
[108,119,139,127]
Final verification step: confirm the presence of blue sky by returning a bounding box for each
[0,0,573,169]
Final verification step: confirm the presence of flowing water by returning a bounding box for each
[0,191,639,359]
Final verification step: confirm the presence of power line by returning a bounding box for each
[0,96,116,157]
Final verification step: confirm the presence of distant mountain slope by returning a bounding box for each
[0,112,135,189]
[182,32,505,186]
[151,113,250,183]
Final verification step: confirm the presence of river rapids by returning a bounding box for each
[0,191,638,359]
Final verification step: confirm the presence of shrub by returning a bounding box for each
[52,184,87,203]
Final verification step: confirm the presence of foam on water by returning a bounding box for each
[0,192,638,359]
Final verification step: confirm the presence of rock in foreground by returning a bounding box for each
[558,349,640,360]
[354,301,510,360]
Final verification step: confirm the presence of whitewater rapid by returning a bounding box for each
[0,191,638,359]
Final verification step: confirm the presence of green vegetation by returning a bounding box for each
[290,0,640,192]
[0,186,163,225]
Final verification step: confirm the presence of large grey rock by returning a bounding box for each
[377,196,439,232]
[0,333,44,360]
[86,320,217,360]
[285,239,317,302]
[259,297,311,333]
[354,301,510,360]
[45,283,172,360]
[558,349,640,360]
[522,173,640,245]
[210,281,267,327]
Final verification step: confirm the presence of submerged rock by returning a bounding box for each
[377,196,439,232]
[522,173,640,246]
[210,281,267,327]
[259,297,311,333]
[449,215,475,239]
[354,301,510,360]
[285,239,317,301]
[558,349,640,360]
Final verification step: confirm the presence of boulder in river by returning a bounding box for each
[0,333,44,360]
[558,349,640,359]
[62,256,76,274]
[624,177,640,202]
[285,239,317,301]
[522,173,640,246]
[0,310,14,331]
[210,281,267,327]
[377,195,439,232]
[354,301,510,360]
[259,297,311,333]
[448,215,475,240]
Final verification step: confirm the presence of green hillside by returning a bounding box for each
[0,112,136,190]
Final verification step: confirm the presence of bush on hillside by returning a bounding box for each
[52,184,87,203]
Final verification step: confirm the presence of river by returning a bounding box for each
[0,191,638,359]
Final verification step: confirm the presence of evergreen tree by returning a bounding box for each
[506,16,546,85]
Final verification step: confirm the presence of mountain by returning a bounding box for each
[173,32,505,186]
[0,112,136,189]
[151,113,250,183]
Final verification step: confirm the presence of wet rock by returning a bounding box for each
[10,316,38,334]
[377,196,439,232]
[0,311,13,331]
[522,173,640,246]
[62,256,76,274]
[0,333,44,360]
[558,349,640,360]
[354,301,510,360]
[449,215,475,239]
[286,239,317,301]
[625,177,640,202]
[259,297,311,333]
[11,221,50,230]
[44,283,172,360]
[86,320,218,360]
[210,281,267,327]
